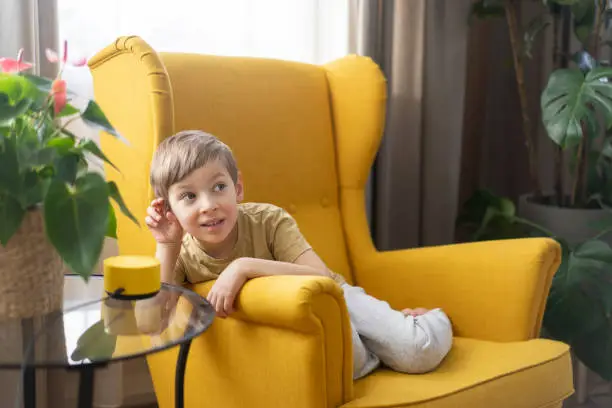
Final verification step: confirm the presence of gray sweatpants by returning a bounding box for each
[342,283,453,379]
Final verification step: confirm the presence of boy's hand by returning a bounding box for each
[145,198,183,244]
[134,291,180,334]
[401,307,429,317]
[207,259,249,318]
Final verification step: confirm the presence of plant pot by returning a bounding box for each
[518,194,612,404]
[0,209,65,321]
[518,194,612,246]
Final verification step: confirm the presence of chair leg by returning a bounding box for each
[576,360,588,404]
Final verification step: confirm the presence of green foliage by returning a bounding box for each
[571,0,596,43]
[71,320,117,362]
[524,14,551,59]
[0,68,136,280]
[469,0,505,22]
[541,67,612,149]
[457,189,612,380]
[467,0,612,381]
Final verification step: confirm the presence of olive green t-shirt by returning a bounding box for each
[174,202,345,285]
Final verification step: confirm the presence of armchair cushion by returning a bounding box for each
[347,338,571,408]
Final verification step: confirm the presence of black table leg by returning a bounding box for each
[175,340,192,408]
[22,366,35,408]
[22,319,35,408]
[77,367,95,408]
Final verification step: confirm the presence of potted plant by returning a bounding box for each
[462,0,612,382]
[0,42,137,320]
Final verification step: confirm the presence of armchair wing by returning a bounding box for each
[350,238,561,342]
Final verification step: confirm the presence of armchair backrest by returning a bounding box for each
[89,36,387,283]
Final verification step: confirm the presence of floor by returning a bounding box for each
[564,380,612,407]
[565,395,612,408]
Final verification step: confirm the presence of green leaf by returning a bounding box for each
[469,0,505,23]
[70,320,117,362]
[44,173,109,279]
[54,154,80,184]
[0,133,21,195]
[571,0,596,44]
[544,243,607,343]
[56,103,80,118]
[47,137,75,155]
[106,204,117,238]
[21,74,53,93]
[13,120,53,172]
[78,139,119,172]
[574,239,612,263]
[0,75,34,125]
[524,15,551,59]
[0,193,25,245]
[456,189,531,241]
[0,74,35,104]
[22,170,50,207]
[572,323,612,380]
[107,181,139,226]
[541,67,612,148]
[81,101,127,143]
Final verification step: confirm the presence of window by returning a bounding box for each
[58,0,349,99]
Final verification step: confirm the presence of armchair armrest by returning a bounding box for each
[197,275,349,334]
[147,275,353,408]
[353,238,561,342]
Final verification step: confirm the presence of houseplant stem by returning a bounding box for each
[505,0,542,197]
[553,6,566,206]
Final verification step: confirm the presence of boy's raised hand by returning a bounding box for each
[145,198,184,244]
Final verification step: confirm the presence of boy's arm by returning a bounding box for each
[238,249,332,279]
[155,242,183,284]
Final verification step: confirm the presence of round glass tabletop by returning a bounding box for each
[0,275,215,369]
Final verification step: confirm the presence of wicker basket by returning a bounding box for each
[0,209,65,321]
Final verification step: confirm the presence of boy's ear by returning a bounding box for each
[235,172,245,202]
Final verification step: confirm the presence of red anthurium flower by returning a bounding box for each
[51,79,67,114]
[0,49,33,73]
[45,41,86,115]
[45,40,87,68]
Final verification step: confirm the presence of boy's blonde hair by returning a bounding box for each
[150,130,238,200]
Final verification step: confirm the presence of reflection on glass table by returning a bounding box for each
[0,275,215,408]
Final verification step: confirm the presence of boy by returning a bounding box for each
[146,130,452,379]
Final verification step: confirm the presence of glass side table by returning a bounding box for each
[0,275,215,408]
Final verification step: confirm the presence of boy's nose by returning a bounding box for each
[198,196,218,213]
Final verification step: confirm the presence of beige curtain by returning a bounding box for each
[350,0,472,250]
[0,0,58,78]
[0,2,60,407]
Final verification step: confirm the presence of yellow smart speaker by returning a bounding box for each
[103,255,161,299]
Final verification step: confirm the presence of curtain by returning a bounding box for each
[58,0,348,99]
[0,0,58,78]
[350,0,472,250]
[0,3,65,407]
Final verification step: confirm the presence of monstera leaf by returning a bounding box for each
[544,238,612,380]
[541,67,612,148]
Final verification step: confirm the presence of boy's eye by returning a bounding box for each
[213,183,227,192]
[181,192,196,201]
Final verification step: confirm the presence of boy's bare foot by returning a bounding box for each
[401,307,429,317]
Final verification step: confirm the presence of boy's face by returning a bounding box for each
[167,159,244,257]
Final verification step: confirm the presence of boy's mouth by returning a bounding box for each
[201,219,224,228]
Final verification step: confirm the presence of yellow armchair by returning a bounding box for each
[89,36,573,408]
